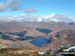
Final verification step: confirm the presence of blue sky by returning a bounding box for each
[0,0,75,18]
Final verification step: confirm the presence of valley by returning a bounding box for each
[0,22,74,50]
[0,0,75,56]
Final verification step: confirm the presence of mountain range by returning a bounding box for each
[0,14,75,51]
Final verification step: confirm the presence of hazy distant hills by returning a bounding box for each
[0,21,75,50]
[0,21,73,32]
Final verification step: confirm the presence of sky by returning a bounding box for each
[0,0,75,18]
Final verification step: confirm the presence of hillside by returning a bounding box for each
[43,29,75,50]
[0,21,75,51]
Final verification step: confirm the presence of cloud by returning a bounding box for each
[0,9,6,12]
[0,0,38,12]
[6,0,21,8]
[11,7,22,11]
[0,2,6,12]
[0,14,74,23]
[44,14,55,18]
[25,8,38,13]
[0,0,21,12]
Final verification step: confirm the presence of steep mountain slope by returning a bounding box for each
[43,29,75,50]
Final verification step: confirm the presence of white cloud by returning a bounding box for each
[37,17,42,22]
[0,2,5,8]
[0,0,21,12]
[71,18,75,22]
[44,14,55,18]
[25,8,38,13]
[0,14,74,23]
